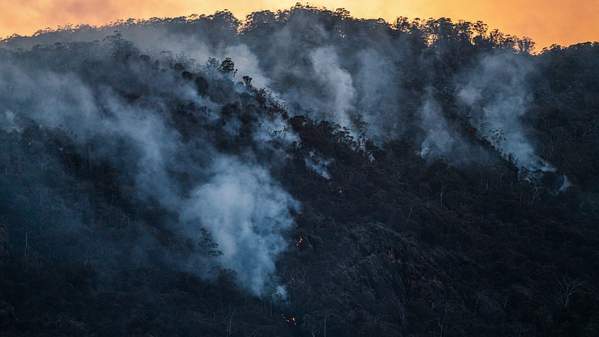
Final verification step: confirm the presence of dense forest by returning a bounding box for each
[1,4,599,337]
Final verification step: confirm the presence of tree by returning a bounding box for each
[219,57,236,74]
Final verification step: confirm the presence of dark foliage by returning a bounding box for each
[1,5,599,337]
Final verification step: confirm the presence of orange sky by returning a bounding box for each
[0,0,597,48]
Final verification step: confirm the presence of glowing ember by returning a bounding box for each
[296,235,305,249]
[282,314,297,326]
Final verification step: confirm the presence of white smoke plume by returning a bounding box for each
[456,52,555,174]
[0,42,299,297]
[418,95,458,160]
[355,49,402,141]
[181,157,299,296]
[304,151,333,180]
[309,46,356,132]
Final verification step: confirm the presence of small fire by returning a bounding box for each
[296,235,305,249]
[282,314,297,326]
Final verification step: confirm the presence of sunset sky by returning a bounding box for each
[0,0,597,48]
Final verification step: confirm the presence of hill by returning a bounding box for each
[1,5,599,337]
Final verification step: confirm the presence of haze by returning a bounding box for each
[0,0,597,48]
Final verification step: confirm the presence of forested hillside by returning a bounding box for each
[1,5,598,337]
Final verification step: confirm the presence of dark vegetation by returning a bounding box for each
[1,4,599,337]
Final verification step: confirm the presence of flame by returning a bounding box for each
[283,314,297,326]
[296,235,305,249]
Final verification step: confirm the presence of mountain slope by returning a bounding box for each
[1,5,599,337]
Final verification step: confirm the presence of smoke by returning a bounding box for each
[0,9,557,155]
[2,7,568,174]
[418,90,495,166]
[354,49,402,141]
[1,9,407,143]
[308,46,356,132]
[0,110,21,133]
[181,156,299,296]
[0,39,299,296]
[304,151,333,180]
[456,52,555,174]
[418,94,460,161]
[0,9,576,299]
